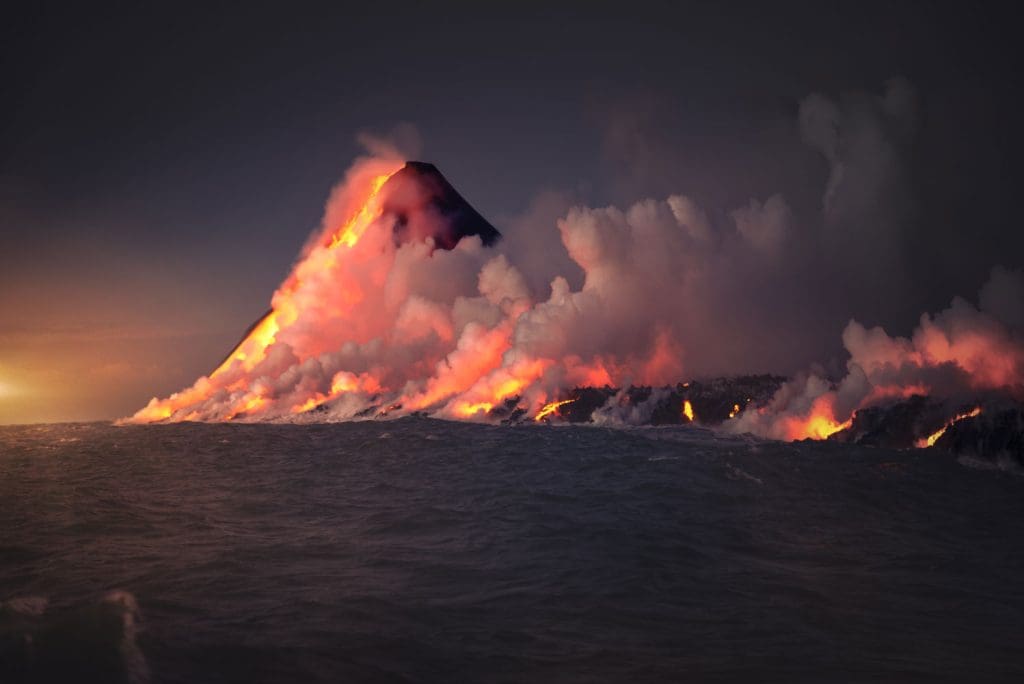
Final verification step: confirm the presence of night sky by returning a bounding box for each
[3,2,1023,423]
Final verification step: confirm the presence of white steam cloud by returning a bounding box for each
[128,79,1024,438]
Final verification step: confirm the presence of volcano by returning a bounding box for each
[216,161,501,373]
[381,161,501,250]
[126,155,540,425]
[127,154,1024,471]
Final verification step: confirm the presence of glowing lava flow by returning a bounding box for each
[682,399,695,422]
[536,398,576,422]
[455,402,494,418]
[328,173,392,249]
[915,407,982,448]
[777,395,854,441]
[213,171,396,379]
[225,395,266,421]
[804,414,853,440]
[127,161,403,424]
[727,403,741,419]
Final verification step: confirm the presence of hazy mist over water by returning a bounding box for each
[2,419,1024,682]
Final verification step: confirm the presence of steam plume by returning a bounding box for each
[127,80,1024,439]
[128,154,686,423]
[729,267,1024,440]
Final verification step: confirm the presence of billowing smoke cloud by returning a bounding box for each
[730,266,1024,440]
[797,77,918,315]
[127,79,1024,437]
[128,149,701,423]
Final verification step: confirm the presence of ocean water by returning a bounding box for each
[2,418,1023,683]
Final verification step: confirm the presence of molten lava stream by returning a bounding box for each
[781,396,853,441]
[536,398,576,422]
[915,407,982,448]
[212,171,396,381]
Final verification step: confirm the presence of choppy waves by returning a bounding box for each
[2,419,1024,682]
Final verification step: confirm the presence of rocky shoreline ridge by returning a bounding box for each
[353,374,1022,467]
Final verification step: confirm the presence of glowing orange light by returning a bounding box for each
[135,404,173,422]
[330,372,359,396]
[328,174,392,249]
[536,398,576,422]
[292,396,322,414]
[225,395,266,421]
[728,403,741,419]
[494,378,524,400]
[915,407,981,448]
[213,172,394,382]
[455,401,493,417]
[776,394,855,441]
[682,399,695,422]
[127,168,400,424]
[802,414,853,440]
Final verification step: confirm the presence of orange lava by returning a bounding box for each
[535,398,576,422]
[778,395,854,441]
[214,171,396,379]
[915,407,982,448]
[127,164,401,423]
[454,401,494,418]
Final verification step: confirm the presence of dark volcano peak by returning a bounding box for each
[213,162,500,375]
[382,161,501,251]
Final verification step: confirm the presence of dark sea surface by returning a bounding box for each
[2,418,1023,683]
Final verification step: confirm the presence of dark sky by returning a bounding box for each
[2,1,1023,422]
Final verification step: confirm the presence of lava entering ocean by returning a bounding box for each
[128,155,1024,457]
[914,407,983,449]
[129,156,680,425]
